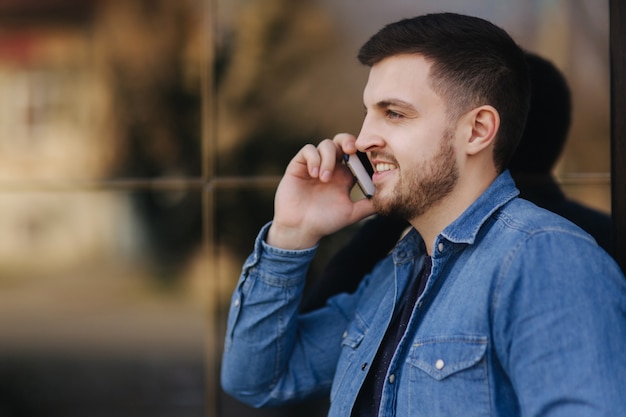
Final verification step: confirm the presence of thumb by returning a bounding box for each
[350,198,377,224]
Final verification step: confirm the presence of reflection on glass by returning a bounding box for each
[217,0,610,184]
[0,190,206,415]
[214,2,610,416]
[0,0,614,416]
[0,0,203,182]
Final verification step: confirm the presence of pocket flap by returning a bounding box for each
[341,323,365,349]
[408,335,488,380]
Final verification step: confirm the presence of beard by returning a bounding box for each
[372,129,459,221]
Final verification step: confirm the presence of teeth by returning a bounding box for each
[375,163,397,172]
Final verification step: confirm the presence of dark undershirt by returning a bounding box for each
[351,256,431,417]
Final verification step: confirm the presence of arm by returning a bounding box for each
[493,232,626,416]
[221,223,366,406]
[221,134,376,406]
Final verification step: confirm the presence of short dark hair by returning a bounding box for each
[358,13,530,172]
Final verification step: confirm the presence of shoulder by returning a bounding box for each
[486,198,624,305]
[495,197,595,243]
[480,197,622,291]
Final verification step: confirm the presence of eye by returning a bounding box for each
[385,109,404,119]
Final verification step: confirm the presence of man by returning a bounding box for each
[300,52,615,313]
[221,13,626,416]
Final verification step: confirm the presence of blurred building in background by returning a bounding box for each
[0,1,208,416]
[0,1,612,416]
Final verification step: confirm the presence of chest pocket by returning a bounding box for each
[408,335,488,380]
[404,335,490,417]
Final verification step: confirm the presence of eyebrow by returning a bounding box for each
[374,98,417,112]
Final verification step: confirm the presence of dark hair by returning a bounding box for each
[509,52,572,174]
[358,13,530,172]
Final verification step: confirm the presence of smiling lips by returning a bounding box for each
[375,162,397,173]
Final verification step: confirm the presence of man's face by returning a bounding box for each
[356,54,459,221]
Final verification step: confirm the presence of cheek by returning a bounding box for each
[392,118,451,164]
[396,141,437,168]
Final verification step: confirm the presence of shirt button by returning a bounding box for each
[234,299,240,307]
[435,359,445,370]
[438,242,444,252]
[342,331,348,339]
[388,374,396,384]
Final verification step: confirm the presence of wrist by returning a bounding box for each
[266,222,319,250]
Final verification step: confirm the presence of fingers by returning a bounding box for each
[293,134,358,183]
[298,144,323,178]
[317,139,343,182]
[296,141,332,182]
[297,138,341,182]
[333,133,357,155]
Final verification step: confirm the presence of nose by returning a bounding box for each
[355,115,385,153]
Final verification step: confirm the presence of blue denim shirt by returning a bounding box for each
[221,171,626,417]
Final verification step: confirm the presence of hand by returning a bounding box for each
[267,133,376,249]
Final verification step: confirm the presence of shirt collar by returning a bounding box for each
[440,170,519,245]
[394,170,519,259]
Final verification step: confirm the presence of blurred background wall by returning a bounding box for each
[0,0,611,416]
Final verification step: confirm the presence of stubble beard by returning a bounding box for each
[372,130,459,221]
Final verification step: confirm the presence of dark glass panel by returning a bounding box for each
[0,0,203,182]
[0,190,206,416]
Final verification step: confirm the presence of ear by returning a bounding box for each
[464,105,499,156]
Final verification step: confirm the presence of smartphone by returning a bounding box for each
[344,152,375,198]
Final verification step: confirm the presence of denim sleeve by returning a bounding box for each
[493,230,626,417]
[221,222,355,407]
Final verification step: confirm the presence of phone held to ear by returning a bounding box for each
[344,152,375,198]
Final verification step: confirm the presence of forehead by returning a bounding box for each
[363,54,441,108]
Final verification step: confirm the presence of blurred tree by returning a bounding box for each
[93,0,203,281]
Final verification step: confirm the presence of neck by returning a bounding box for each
[410,169,497,255]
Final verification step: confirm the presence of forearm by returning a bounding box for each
[221,223,322,406]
